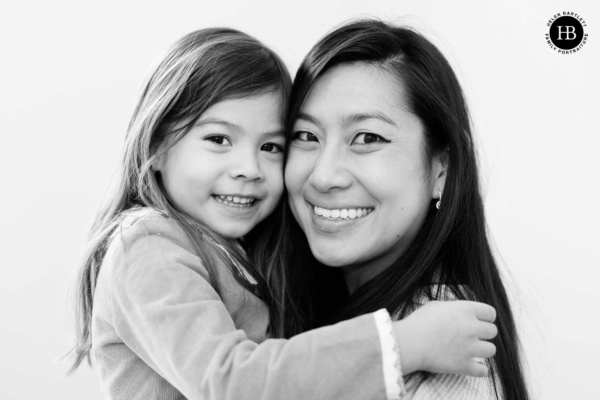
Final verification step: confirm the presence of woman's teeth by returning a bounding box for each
[313,206,373,220]
[214,195,255,206]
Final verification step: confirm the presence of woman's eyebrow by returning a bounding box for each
[296,111,397,129]
[342,112,397,127]
[295,112,324,130]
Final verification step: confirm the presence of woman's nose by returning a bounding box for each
[308,145,352,192]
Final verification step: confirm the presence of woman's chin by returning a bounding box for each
[311,247,354,268]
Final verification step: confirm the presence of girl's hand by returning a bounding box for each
[393,301,497,377]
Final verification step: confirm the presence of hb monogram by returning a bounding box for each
[556,26,577,40]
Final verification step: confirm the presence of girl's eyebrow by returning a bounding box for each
[194,118,241,131]
[195,118,284,138]
[261,130,286,139]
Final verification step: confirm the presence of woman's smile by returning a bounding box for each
[312,205,374,220]
[307,199,375,233]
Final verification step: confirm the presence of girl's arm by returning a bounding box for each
[95,216,395,400]
[94,215,495,400]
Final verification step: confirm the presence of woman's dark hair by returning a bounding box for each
[284,19,528,399]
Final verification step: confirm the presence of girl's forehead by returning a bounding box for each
[194,92,285,134]
[209,90,285,112]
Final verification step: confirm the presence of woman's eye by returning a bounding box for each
[205,135,231,146]
[352,132,387,145]
[260,143,283,153]
[293,131,319,142]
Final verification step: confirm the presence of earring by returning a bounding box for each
[436,190,442,210]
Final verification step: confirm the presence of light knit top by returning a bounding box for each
[399,291,501,399]
[91,208,399,399]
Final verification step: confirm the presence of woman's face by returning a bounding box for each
[285,63,446,288]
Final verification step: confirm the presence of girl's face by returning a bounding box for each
[156,91,285,239]
[285,63,446,290]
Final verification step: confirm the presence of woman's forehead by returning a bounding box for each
[297,63,412,126]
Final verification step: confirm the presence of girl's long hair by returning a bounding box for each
[69,28,293,372]
[284,19,529,399]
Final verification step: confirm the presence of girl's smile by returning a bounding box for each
[212,194,260,215]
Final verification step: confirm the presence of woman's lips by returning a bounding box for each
[312,205,374,220]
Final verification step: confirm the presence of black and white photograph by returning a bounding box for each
[1,0,597,399]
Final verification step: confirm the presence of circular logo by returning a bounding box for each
[545,12,588,54]
[550,16,584,49]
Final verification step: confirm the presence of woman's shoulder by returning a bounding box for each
[417,284,474,304]
[398,284,474,318]
[404,370,500,400]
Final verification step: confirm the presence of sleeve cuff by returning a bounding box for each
[373,309,407,400]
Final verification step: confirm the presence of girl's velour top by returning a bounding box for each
[91,208,404,400]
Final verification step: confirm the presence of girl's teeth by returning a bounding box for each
[313,206,373,220]
[215,195,255,206]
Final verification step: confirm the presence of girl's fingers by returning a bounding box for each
[465,360,489,378]
[473,303,496,322]
[478,321,498,340]
[471,341,497,359]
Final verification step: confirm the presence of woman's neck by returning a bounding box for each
[342,251,403,294]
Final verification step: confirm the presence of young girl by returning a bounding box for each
[70,28,499,399]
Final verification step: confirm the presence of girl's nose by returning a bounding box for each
[308,145,352,192]
[229,151,263,181]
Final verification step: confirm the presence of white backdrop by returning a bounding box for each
[1,0,598,399]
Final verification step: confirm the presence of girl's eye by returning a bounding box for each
[293,131,319,142]
[352,132,388,145]
[260,143,283,153]
[206,135,231,146]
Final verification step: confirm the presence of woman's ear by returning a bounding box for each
[431,148,449,198]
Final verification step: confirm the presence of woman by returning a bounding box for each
[284,20,529,399]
